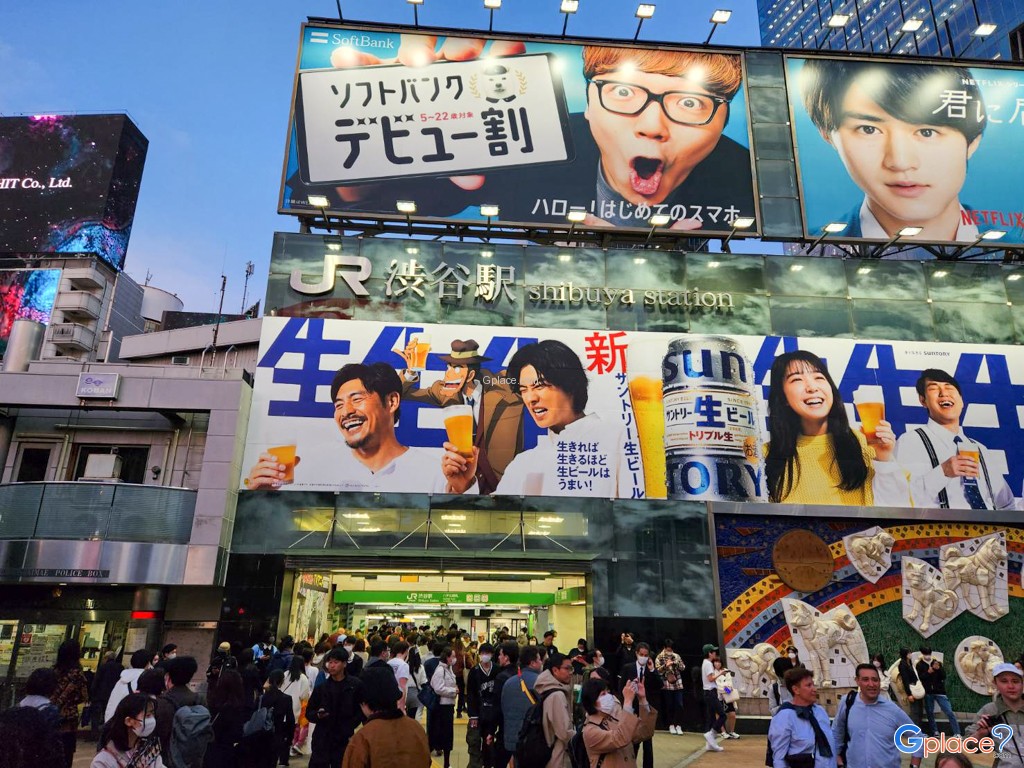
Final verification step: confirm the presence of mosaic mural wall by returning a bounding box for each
[716,512,1023,712]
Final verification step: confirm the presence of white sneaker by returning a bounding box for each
[727,732,741,739]
[669,725,678,734]
[704,730,724,751]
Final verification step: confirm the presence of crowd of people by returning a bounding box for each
[8,627,1022,768]
[768,645,1024,768]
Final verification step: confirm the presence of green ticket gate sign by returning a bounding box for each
[333,590,554,606]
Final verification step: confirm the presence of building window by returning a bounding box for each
[72,446,149,484]
[15,447,52,482]
[1011,21,1024,61]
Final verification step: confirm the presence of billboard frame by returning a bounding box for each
[278,19,763,240]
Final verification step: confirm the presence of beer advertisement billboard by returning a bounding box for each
[0,114,148,270]
[243,317,1024,510]
[280,24,758,235]
[787,56,1024,245]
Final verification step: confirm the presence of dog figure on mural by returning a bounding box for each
[787,601,865,686]
[942,537,1008,619]
[847,530,895,574]
[958,639,1001,695]
[904,559,959,633]
[729,643,779,697]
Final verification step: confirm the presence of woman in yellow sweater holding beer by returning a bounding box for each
[765,350,910,506]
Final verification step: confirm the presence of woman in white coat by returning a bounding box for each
[428,645,459,768]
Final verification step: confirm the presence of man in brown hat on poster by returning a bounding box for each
[400,338,523,494]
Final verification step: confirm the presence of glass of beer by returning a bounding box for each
[853,386,885,441]
[412,334,431,370]
[267,443,297,484]
[958,445,980,475]
[628,375,666,499]
[444,405,474,458]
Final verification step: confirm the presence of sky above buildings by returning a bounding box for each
[1,0,762,312]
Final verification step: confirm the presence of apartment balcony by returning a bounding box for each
[47,322,96,351]
[0,482,197,543]
[54,291,102,321]
[62,264,107,291]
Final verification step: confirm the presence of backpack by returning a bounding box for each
[242,705,276,739]
[568,722,606,768]
[170,705,214,768]
[515,688,559,768]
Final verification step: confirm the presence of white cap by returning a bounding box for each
[992,662,1022,679]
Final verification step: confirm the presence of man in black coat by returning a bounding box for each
[306,647,364,768]
[619,642,663,768]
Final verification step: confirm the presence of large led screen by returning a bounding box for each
[0,115,148,270]
[0,269,60,356]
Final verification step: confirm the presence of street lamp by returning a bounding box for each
[560,0,579,36]
[818,13,849,48]
[634,4,655,40]
[480,204,499,237]
[705,9,732,44]
[870,225,922,258]
[407,0,424,26]
[484,0,501,32]
[397,200,417,233]
[566,206,587,242]
[805,221,848,253]
[888,17,923,52]
[953,228,1006,258]
[720,216,755,253]
[645,213,671,244]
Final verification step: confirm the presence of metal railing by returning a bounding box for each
[0,482,197,544]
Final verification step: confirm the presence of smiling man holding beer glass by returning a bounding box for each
[895,369,1016,510]
[765,350,909,506]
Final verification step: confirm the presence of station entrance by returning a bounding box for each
[283,558,590,646]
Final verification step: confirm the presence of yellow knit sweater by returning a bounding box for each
[770,432,876,505]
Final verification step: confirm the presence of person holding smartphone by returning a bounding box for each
[305,648,363,768]
[967,663,1024,767]
[618,642,662,768]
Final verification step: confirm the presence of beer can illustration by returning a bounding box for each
[662,335,765,502]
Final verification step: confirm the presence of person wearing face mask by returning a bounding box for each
[869,653,890,693]
[772,647,805,714]
[915,647,960,738]
[580,677,656,768]
[429,645,459,768]
[617,642,662,768]
[466,643,499,768]
[93,693,164,768]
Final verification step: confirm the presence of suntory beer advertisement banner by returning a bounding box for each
[244,317,1024,510]
[280,24,758,234]
[787,56,1024,245]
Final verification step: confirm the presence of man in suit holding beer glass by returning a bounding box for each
[895,369,1015,509]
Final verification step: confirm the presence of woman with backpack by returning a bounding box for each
[18,667,62,732]
[280,656,311,758]
[654,640,685,735]
[204,670,251,768]
[579,677,656,767]
[92,693,164,768]
[428,645,458,768]
[53,639,90,768]
[405,646,427,721]
[251,670,295,768]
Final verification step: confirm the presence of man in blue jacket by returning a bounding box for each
[500,645,542,759]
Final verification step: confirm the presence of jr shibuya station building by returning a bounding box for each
[221,16,1024,724]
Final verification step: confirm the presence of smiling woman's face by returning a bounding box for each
[782,360,833,435]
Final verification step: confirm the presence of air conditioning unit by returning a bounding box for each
[171,355,190,365]
[79,454,123,482]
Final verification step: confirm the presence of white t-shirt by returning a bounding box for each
[701,659,717,691]
[297,446,449,493]
[389,658,411,687]
[493,413,634,497]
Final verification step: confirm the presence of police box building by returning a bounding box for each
[222,17,1024,729]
